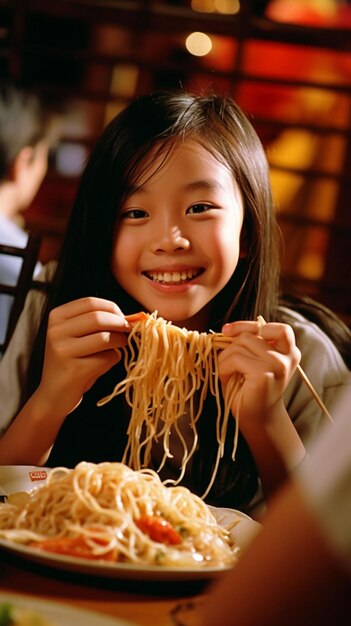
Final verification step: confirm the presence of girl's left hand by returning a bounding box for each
[218,320,301,427]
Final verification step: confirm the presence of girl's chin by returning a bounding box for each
[144,306,210,330]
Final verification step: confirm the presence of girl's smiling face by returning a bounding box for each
[111,139,244,330]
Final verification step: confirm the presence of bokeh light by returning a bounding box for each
[185,32,213,56]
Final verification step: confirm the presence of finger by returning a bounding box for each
[219,339,298,379]
[48,330,128,359]
[49,310,130,339]
[221,320,261,337]
[222,321,299,358]
[219,332,273,364]
[259,323,300,357]
[219,343,270,377]
[50,297,129,325]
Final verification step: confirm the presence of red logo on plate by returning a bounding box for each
[28,470,47,482]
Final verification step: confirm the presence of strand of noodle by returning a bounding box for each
[200,374,240,501]
[210,348,224,447]
[155,330,223,484]
[225,375,244,461]
[143,326,186,470]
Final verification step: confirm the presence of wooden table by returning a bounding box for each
[0,551,214,626]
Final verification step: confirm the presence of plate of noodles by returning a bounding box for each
[0,592,137,626]
[0,462,260,582]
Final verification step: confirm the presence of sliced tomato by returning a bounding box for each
[136,515,182,545]
[29,535,118,561]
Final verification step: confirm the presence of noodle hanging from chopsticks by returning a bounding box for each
[97,312,244,499]
[98,313,334,500]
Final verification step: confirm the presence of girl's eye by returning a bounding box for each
[187,203,212,214]
[121,208,148,219]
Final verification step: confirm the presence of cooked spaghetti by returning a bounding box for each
[0,461,238,568]
[98,312,244,499]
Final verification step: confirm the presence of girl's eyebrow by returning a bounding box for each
[127,179,224,198]
[182,179,225,192]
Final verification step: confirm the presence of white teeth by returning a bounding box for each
[147,269,200,283]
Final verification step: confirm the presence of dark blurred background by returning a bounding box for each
[1,0,350,324]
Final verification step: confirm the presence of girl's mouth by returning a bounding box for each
[144,268,204,285]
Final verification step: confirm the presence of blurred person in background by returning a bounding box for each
[203,391,351,626]
[0,81,58,349]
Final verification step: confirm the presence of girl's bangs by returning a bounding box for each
[123,138,177,197]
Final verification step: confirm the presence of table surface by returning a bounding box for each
[0,552,213,626]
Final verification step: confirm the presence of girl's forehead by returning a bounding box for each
[126,137,242,208]
[134,137,230,185]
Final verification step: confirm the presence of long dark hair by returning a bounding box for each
[24,90,350,506]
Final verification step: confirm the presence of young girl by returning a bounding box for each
[0,90,350,513]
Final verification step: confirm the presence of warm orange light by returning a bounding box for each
[191,0,216,13]
[215,0,240,14]
[191,0,240,14]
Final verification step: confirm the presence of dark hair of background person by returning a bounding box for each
[0,81,56,182]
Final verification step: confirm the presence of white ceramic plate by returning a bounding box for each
[0,466,261,582]
[0,465,49,498]
[0,592,137,626]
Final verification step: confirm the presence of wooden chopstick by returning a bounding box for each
[294,364,334,422]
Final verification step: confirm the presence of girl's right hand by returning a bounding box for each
[36,297,131,418]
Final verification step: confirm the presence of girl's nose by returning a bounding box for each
[152,225,191,253]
